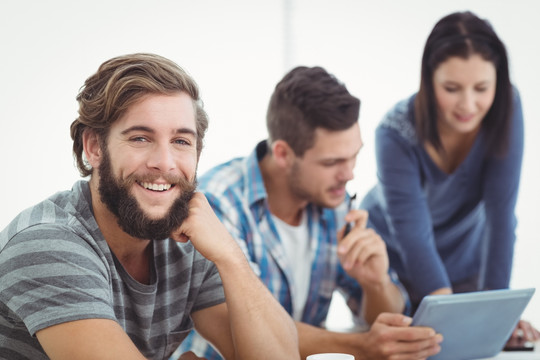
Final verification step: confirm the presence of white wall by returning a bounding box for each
[1,0,538,326]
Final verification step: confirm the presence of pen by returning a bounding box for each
[343,193,357,237]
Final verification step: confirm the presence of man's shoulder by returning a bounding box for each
[200,157,246,188]
[0,181,95,251]
[199,154,259,205]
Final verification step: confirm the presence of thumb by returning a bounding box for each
[170,227,190,243]
[375,312,413,327]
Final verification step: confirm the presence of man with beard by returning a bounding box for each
[178,66,443,360]
[0,53,299,360]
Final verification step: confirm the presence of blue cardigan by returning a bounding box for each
[361,91,524,303]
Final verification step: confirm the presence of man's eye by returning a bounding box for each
[131,136,148,142]
[174,139,191,146]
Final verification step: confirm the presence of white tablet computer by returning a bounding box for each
[411,288,535,360]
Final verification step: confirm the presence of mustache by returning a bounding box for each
[328,182,348,191]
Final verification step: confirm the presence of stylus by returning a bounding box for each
[343,193,357,236]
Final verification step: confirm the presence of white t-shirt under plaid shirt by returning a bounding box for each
[273,210,313,321]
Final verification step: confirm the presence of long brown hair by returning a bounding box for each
[415,11,512,157]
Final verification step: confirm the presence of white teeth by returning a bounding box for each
[141,182,172,191]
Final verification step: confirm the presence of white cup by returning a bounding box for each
[306,354,354,360]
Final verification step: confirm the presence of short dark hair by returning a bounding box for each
[70,53,209,177]
[266,66,360,156]
[415,11,512,157]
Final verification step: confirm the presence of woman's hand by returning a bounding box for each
[508,319,540,343]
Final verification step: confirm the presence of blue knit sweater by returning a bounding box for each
[361,90,524,303]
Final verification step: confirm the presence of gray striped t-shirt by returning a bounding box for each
[0,180,225,359]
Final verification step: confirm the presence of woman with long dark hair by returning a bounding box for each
[361,11,538,342]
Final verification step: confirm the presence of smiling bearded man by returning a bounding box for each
[97,143,197,240]
[0,53,299,360]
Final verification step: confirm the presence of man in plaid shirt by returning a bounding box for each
[175,66,442,360]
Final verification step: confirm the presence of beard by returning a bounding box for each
[97,148,197,240]
[288,161,312,202]
[288,160,346,209]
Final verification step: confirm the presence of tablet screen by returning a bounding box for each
[412,288,535,360]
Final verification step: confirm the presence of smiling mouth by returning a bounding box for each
[455,113,475,122]
[138,181,174,192]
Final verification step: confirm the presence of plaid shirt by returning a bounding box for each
[173,141,407,360]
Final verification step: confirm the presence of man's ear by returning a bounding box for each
[83,130,103,169]
[271,140,295,168]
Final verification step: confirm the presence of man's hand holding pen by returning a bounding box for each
[337,195,390,288]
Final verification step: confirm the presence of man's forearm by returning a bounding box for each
[360,276,405,324]
[296,322,370,360]
[215,252,299,360]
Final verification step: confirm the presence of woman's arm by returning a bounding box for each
[481,90,524,289]
[374,115,450,298]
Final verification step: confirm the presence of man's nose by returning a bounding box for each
[148,143,176,172]
[338,159,355,182]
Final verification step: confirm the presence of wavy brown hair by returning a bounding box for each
[70,53,209,177]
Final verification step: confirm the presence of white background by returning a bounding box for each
[1,0,538,327]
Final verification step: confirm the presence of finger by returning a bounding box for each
[376,312,413,327]
[518,320,529,338]
[338,227,382,257]
[345,209,368,229]
[510,326,520,339]
[341,234,380,269]
[519,320,540,341]
[513,320,526,339]
[171,232,189,243]
[533,326,540,340]
[375,313,438,341]
[341,237,367,269]
[357,232,385,265]
[340,210,371,244]
[337,228,361,256]
[338,215,361,243]
[343,209,368,230]
[177,351,205,360]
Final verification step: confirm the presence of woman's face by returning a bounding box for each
[433,54,497,136]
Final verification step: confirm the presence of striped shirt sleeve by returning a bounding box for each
[0,222,116,336]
